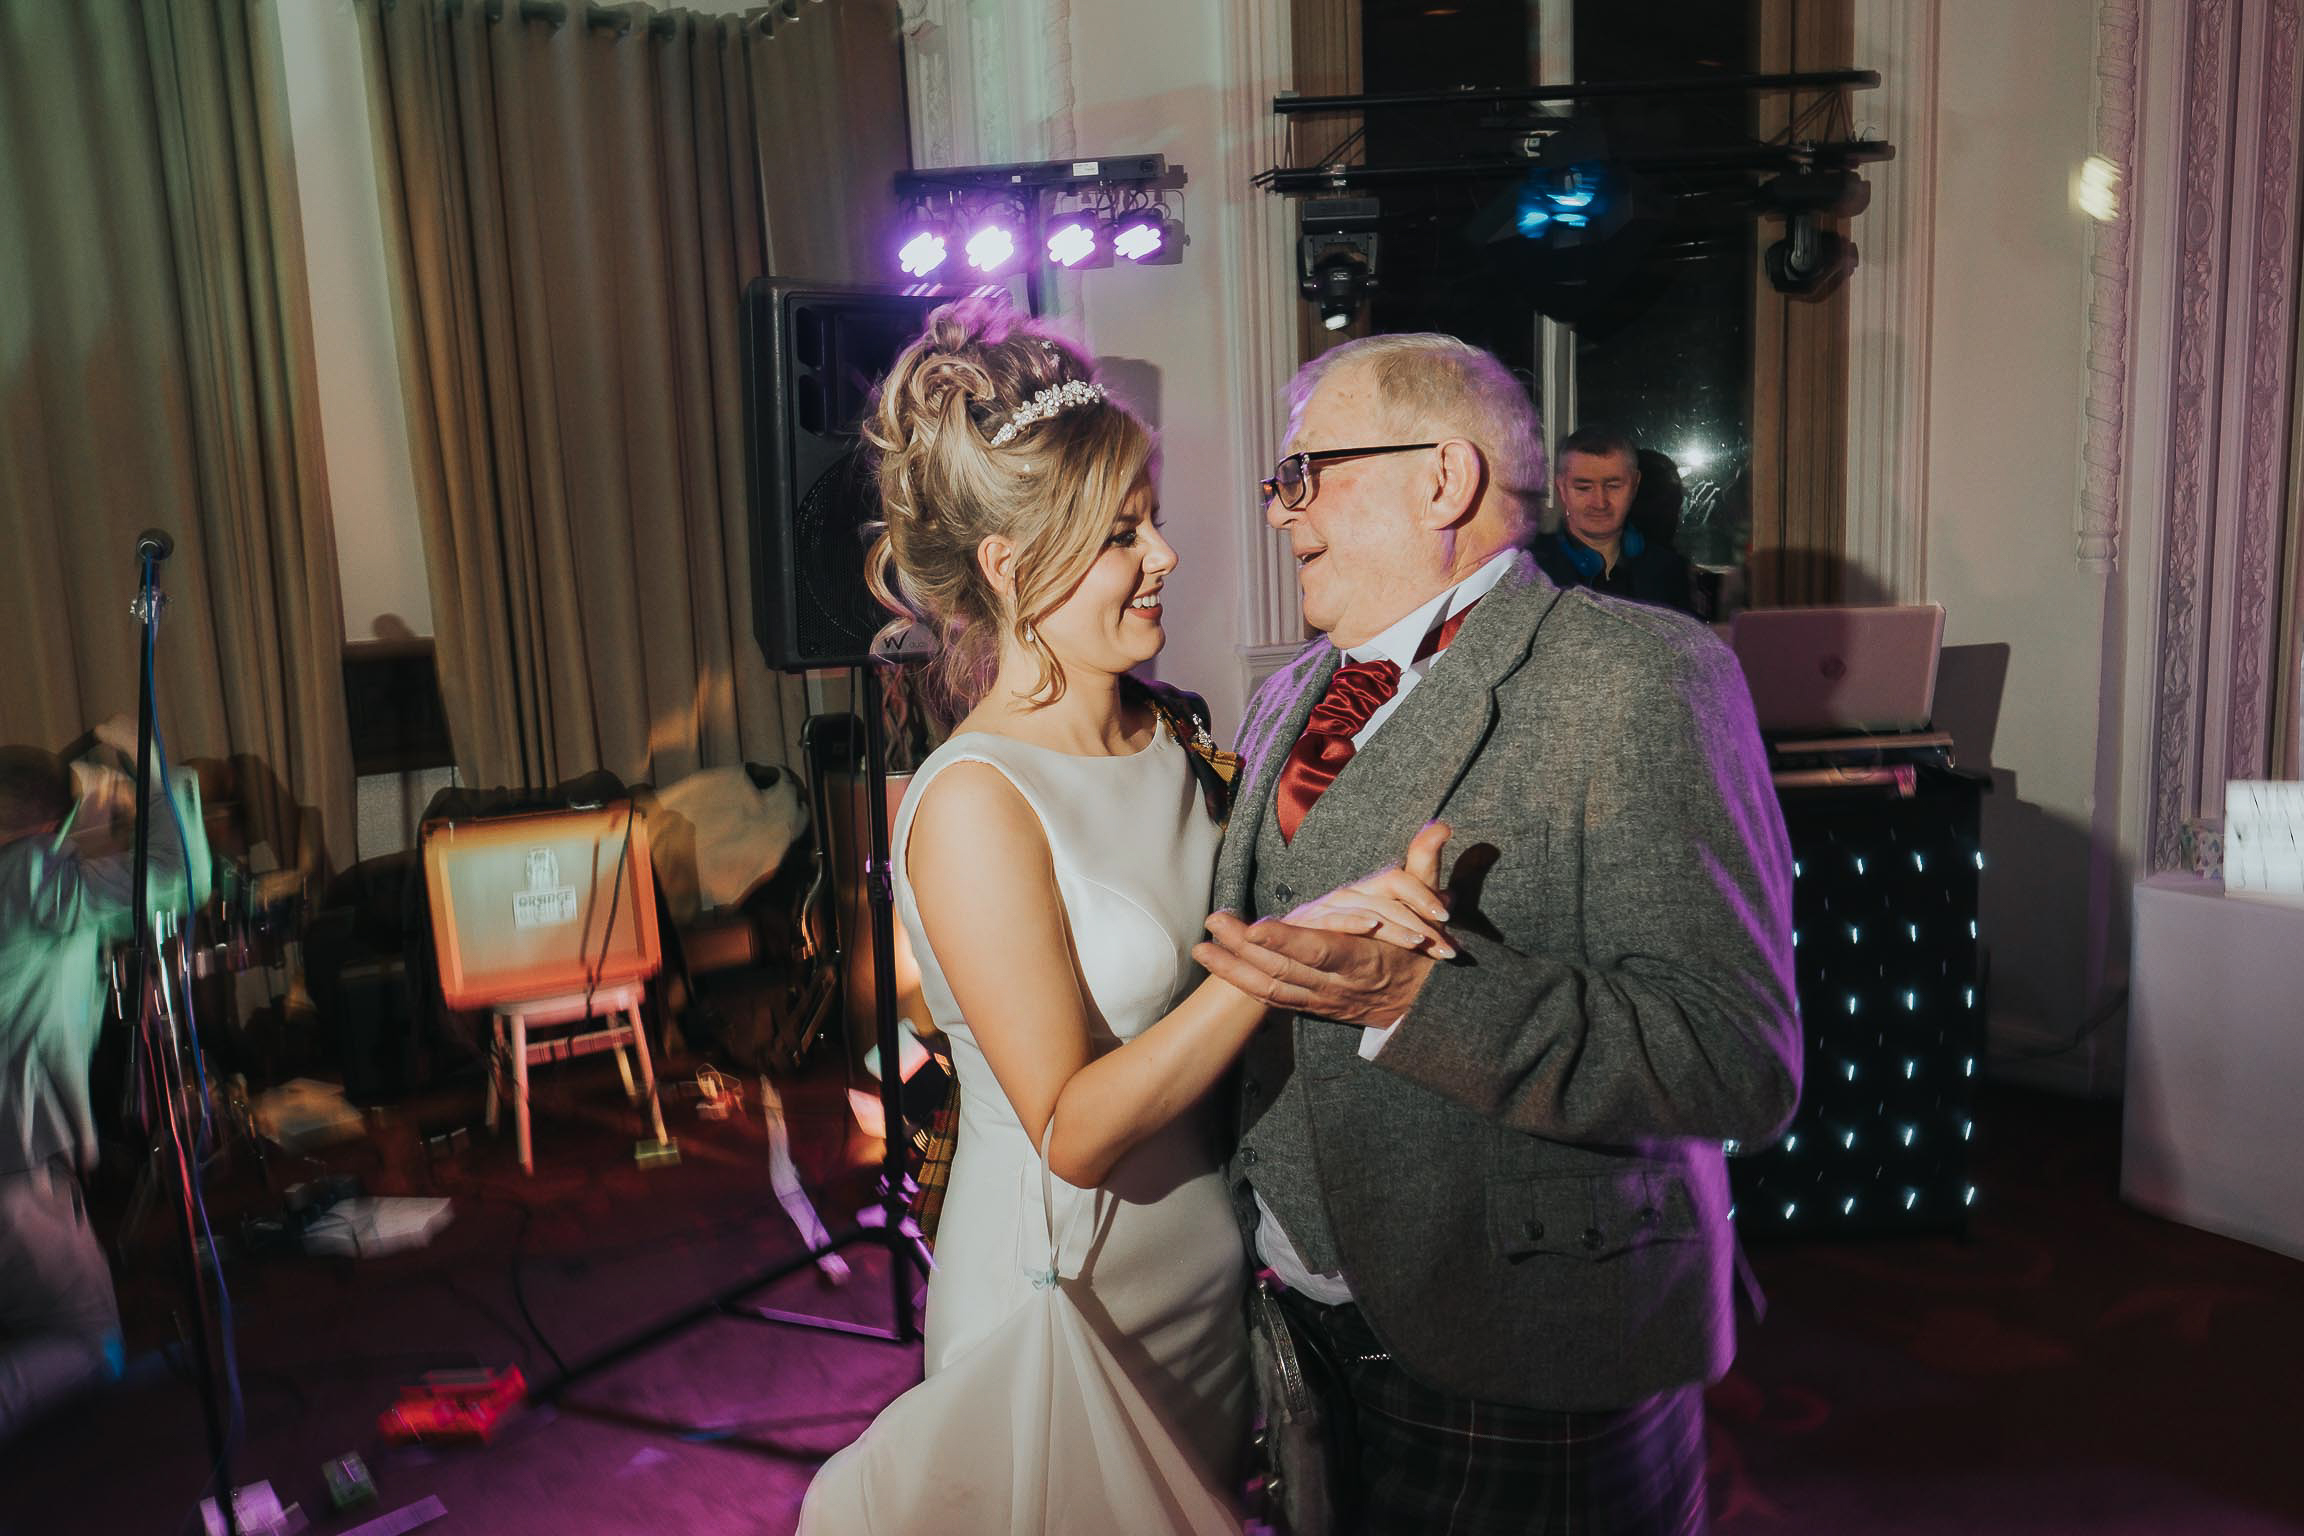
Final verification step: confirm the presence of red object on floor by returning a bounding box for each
[378,1366,529,1446]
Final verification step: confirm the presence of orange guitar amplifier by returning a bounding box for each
[421,806,662,1010]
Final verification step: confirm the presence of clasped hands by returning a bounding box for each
[1192,822,1453,1027]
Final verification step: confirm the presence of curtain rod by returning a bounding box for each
[415,0,818,38]
[747,2,809,35]
[423,0,705,40]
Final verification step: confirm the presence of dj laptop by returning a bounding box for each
[1728,603,1947,739]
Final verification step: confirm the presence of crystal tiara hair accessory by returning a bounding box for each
[990,379,1106,447]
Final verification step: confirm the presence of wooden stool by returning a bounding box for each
[484,982,669,1175]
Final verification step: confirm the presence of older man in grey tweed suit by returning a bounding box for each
[1194,334,1800,1536]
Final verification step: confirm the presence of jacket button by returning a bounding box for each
[1240,1147,1259,1167]
[1274,882,1296,904]
[1524,1219,1545,1242]
[1244,1077,1262,1100]
[1580,1227,1604,1251]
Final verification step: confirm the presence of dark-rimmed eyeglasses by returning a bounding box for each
[1260,444,1439,510]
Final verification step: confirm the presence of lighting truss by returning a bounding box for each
[1256,68,1895,307]
[891,156,1187,291]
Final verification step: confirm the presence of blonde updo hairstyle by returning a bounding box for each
[863,298,1153,716]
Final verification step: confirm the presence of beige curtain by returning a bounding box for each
[0,0,355,877]
[360,0,908,791]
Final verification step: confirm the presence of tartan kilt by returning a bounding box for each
[904,1073,960,1246]
[1281,1290,1709,1536]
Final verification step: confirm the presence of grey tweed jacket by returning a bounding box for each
[1220,552,1800,1411]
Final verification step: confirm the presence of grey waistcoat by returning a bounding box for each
[1236,800,1344,1272]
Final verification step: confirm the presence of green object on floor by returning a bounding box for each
[635,1138,680,1168]
[323,1452,376,1510]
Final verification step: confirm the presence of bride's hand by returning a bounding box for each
[1283,822,1455,958]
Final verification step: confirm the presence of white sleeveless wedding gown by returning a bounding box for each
[797,728,1249,1535]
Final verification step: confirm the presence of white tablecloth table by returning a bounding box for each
[2122,873,2304,1259]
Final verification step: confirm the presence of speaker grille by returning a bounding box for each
[793,447,884,665]
[744,281,946,672]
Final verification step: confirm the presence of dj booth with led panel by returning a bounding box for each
[1729,769,1987,1238]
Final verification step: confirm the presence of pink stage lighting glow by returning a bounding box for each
[965,225,1017,272]
[1045,221,1098,268]
[1113,219,1164,263]
[897,232,947,278]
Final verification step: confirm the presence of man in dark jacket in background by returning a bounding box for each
[1533,425,1700,615]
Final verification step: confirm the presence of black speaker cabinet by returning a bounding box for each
[742,279,950,672]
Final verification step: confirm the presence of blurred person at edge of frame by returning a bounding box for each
[0,714,208,1441]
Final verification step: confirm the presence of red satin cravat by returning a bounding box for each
[1273,602,1475,844]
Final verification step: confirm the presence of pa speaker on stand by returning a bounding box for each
[540,279,948,1406]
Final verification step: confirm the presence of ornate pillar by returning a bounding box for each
[1222,0,1307,691]
[2078,0,2141,570]
[1844,0,1939,604]
[2140,0,2303,868]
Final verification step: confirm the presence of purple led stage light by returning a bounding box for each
[965,224,1017,273]
[897,231,947,278]
[1112,218,1164,263]
[1046,220,1099,268]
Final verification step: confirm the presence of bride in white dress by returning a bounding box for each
[796,301,1451,1536]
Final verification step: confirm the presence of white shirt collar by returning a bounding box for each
[1343,547,1519,667]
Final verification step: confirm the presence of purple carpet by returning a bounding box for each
[4,1054,2298,1534]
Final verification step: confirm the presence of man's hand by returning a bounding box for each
[1194,912,1438,1025]
[1195,819,1456,1024]
[1279,821,1456,956]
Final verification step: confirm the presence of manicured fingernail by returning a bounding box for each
[1433,944,1456,959]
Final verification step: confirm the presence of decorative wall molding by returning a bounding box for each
[2147,0,2235,870]
[2143,0,2304,868]
[1039,0,1076,160]
[2282,282,2304,775]
[1844,0,1939,605]
[2217,0,2301,783]
[2078,0,2141,568]
[1536,3,1576,479]
[1221,0,1305,661]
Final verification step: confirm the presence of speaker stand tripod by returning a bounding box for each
[539,661,930,1400]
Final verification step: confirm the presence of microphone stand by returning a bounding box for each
[128,538,239,1536]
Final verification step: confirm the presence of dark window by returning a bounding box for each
[1352,0,1759,568]
[1572,2,1755,569]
